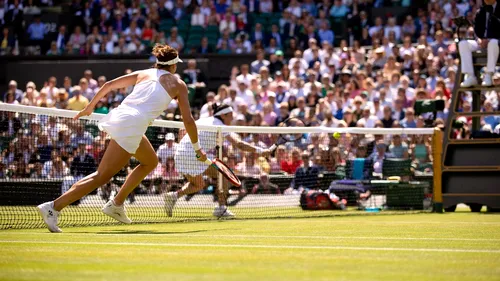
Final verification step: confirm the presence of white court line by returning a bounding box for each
[1,232,499,242]
[0,240,499,254]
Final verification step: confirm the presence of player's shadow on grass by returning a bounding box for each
[84,228,235,235]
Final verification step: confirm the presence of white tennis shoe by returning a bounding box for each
[102,200,132,224]
[213,205,235,218]
[164,192,178,217]
[37,201,62,233]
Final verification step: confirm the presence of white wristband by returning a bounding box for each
[192,142,201,151]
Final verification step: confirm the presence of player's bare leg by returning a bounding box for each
[206,166,235,218]
[164,174,204,217]
[102,136,158,224]
[37,140,131,233]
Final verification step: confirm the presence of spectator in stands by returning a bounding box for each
[411,134,431,169]
[0,26,15,55]
[219,11,236,34]
[252,173,280,194]
[381,105,395,128]
[4,80,23,103]
[4,0,24,40]
[197,37,214,54]
[251,50,270,75]
[35,133,53,165]
[288,150,320,192]
[166,27,184,52]
[236,78,256,106]
[62,77,72,95]
[26,14,46,49]
[70,123,94,146]
[318,21,335,46]
[124,20,142,42]
[68,26,86,54]
[330,0,349,18]
[4,90,18,104]
[191,6,205,27]
[182,59,207,89]
[94,99,109,114]
[0,111,21,136]
[21,81,38,106]
[389,135,409,159]
[70,141,96,178]
[46,41,61,55]
[114,37,130,54]
[53,90,69,109]
[199,91,216,118]
[235,152,261,177]
[47,155,70,179]
[281,147,303,174]
[78,78,94,100]
[83,70,98,91]
[157,133,178,166]
[401,108,417,128]
[41,76,59,102]
[483,100,500,128]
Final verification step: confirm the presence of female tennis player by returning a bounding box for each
[37,44,207,232]
[165,103,271,218]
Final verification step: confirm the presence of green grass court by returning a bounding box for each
[1,212,499,281]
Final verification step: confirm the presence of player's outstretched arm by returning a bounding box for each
[225,134,271,157]
[177,80,206,162]
[74,72,139,120]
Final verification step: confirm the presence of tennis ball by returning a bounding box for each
[333,132,341,139]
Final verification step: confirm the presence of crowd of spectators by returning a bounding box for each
[0,0,464,56]
[1,0,500,196]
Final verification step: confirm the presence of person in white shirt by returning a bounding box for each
[199,91,216,118]
[288,50,309,73]
[384,17,401,42]
[223,88,244,114]
[157,132,178,166]
[369,17,384,38]
[219,12,236,34]
[358,107,378,128]
[124,20,142,42]
[191,6,205,27]
[236,78,256,106]
[235,64,255,87]
[259,0,273,13]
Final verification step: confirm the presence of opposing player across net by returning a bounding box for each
[0,104,437,230]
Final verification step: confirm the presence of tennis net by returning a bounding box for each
[0,104,436,229]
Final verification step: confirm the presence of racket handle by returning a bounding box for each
[204,159,213,165]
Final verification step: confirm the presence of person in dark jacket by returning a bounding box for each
[459,0,500,87]
[70,142,97,178]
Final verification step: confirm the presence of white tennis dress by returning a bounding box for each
[98,68,173,154]
[175,116,225,176]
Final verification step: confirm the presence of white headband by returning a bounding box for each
[214,107,233,116]
[156,56,183,65]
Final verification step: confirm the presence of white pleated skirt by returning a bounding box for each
[174,148,215,176]
[98,105,149,154]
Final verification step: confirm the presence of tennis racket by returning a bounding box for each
[269,117,306,156]
[204,158,242,187]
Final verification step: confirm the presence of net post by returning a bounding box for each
[216,128,223,194]
[432,127,444,213]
